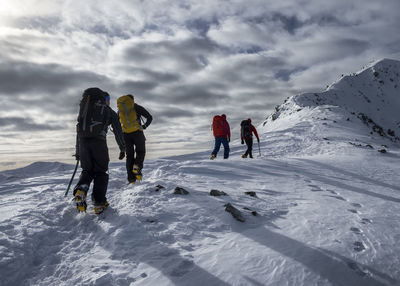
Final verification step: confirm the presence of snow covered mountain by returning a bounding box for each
[261,58,400,156]
[1,59,400,286]
[268,59,400,132]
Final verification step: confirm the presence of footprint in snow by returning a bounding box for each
[308,184,323,192]
[361,218,372,224]
[327,189,339,195]
[348,209,360,214]
[350,227,363,234]
[328,195,347,201]
[347,261,369,276]
[118,273,147,285]
[353,241,367,252]
[351,203,362,208]
[116,276,137,285]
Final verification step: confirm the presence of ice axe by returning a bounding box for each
[64,160,79,197]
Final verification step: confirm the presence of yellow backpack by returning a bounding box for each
[117,95,141,133]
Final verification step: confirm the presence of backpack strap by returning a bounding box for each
[121,101,133,128]
[81,94,90,132]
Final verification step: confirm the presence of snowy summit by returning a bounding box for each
[1,59,400,285]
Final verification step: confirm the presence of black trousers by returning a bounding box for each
[244,138,253,158]
[124,130,146,178]
[74,137,109,204]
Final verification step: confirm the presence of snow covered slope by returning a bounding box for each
[1,59,400,286]
[261,58,400,157]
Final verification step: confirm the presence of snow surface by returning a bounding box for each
[1,59,400,285]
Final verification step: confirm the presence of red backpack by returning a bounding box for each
[212,115,225,137]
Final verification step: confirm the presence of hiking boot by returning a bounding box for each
[133,165,142,181]
[128,176,136,184]
[128,173,136,184]
[241,154,247,158]
[210,154,216,160]
[94,201,109,215]
[74,189,87,212]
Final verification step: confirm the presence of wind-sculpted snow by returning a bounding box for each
[1,147,400,285]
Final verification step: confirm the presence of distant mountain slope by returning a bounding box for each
[260,59,400,157]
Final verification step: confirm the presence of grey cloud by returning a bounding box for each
[1,36,47,59]
[213,56,288,88]
[311,14,350,27]
[137,80,230,113]
[243,102,277,112]
[270,13,355,34]
[13,16,61,32]
[123,37,219,72]
[237,45,264,55]
[0,116,63,131]
[271,13,303,35]
[288,37,371,67]
[150,107,197,124]
[112,66,180,86]
[275,67,308,81]
[87,23,132,39]
[335,38,370,53]
[185,18,219,37]
[386,40,400,54]
[156,107,196,118]
[140,69,181,83]
[120,79,158,92]
[318,38,370,62]
[0,59,119,116]
[167,85,229,107]
[0,60,109,96]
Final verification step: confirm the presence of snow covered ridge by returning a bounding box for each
[264,59,400,144]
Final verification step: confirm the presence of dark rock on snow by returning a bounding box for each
[244,191,257,197]
[174,187,189,195]
[210,189,228,196]
[243,207,258,216]
[225,203,245,222]
[155,185,165,191]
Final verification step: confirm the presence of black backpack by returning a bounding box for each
[241,120,251,138]
[77,87,110,138]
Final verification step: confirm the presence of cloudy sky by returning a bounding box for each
[0,0,399,169]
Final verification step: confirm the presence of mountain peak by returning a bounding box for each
[262,59,400,156]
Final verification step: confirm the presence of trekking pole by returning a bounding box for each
[64,160,79,197]
[258,141,261,157]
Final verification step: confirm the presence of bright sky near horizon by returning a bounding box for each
[0,0,400,170]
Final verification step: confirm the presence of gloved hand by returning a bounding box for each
[119,151,125,160]
[228,137,230,142]
[73,153,80,160]
[141,124,147,130]
[257,138,260,143]
[241,140,244,145]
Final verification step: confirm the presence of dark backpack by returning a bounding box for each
[77,87,110,138]
[241,120,251,138]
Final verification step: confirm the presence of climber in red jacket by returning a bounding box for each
[240,118,259,158]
